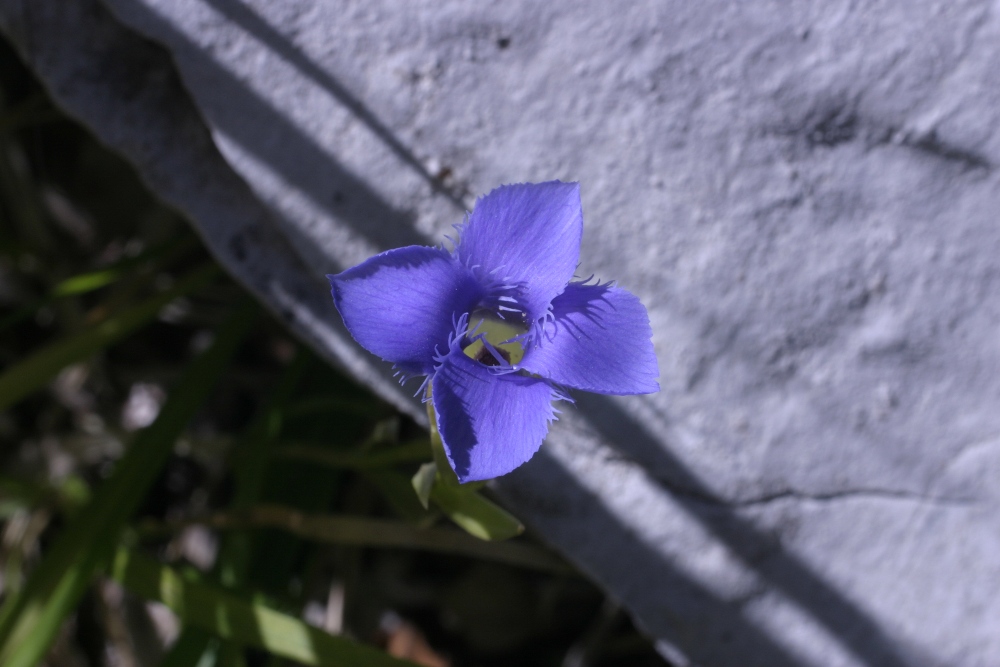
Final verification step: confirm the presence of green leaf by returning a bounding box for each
[410,462,436,510]
[430,482,524,542]
[425,398,460,487]
[0,298,255,667]
[113,548,418,667]
[0,263,219,411]
[142,505,564,573]
[364,468,434,523]
[50,267,122,297]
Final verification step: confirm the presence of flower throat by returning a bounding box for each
[462,312,526,367]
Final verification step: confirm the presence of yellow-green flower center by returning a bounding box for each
[462,313,526,366]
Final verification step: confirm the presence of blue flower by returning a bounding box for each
[328,181,658,482]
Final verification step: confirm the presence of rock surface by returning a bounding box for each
[2,1,999,665]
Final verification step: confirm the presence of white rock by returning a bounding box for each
[3,1,998,664]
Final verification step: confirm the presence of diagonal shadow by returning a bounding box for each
[571,393,916,667]
[201,0,468,211]
[113,0,431,256]
[503,448,808,667]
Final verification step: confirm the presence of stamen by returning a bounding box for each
[474,344,510,366]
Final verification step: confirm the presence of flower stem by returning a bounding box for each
[412,387,524,541]
[425,393,460,487]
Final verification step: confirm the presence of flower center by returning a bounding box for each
[462,312,526,367]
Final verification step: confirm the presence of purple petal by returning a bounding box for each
[455,181,582,322]
[520,282,659,395]
[433,351,557,482]
[328,246,483,373]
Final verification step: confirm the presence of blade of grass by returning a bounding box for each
[216,347,308,667]
[142,505,568,574]
[0,235,197,333]
[0,262,219,411]
[0,274,115,333]
[113,548,418,667]
[243,452,344,592]
[52,234,197,301]
[0,298,256,667]
[51,267,130,297]
[218,347,307,588]
[229,351,309,515]
[81,237,201,326]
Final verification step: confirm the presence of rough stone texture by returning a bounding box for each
[2,1,999,665]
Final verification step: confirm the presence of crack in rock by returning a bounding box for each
[890,129,992,171]
[610,450,976,510]
[774,102,994,171]
[724,488,976,509]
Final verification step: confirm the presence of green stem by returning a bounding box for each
[415,387,524,541]
[425,393,460,486]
